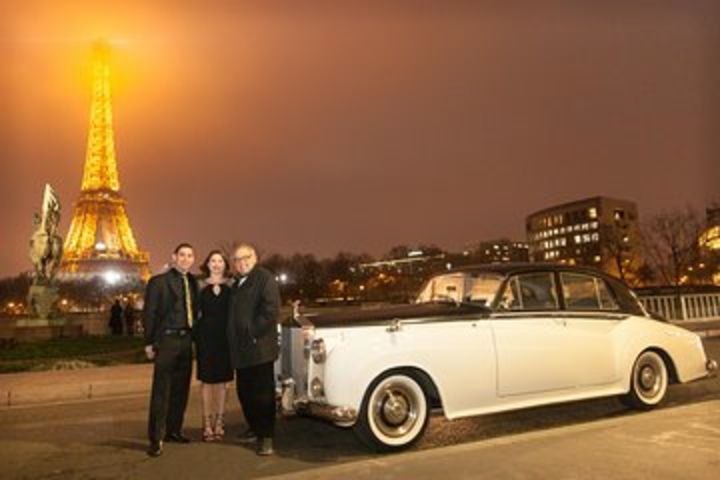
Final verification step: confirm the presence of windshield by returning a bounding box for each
[416,272,503,306]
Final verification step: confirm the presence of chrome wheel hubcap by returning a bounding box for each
[640,366,657,390]
[372,383,419,438]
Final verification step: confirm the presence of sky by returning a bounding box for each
[1,0,719,277]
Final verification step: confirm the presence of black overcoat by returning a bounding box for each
[227,266,281,368]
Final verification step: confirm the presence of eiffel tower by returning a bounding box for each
[59,41,150,282]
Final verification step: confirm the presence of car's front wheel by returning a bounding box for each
[621,350,669,410]
[354,371,430,452]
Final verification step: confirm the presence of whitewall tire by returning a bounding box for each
[621,350,669,410]
[354,372,430,452]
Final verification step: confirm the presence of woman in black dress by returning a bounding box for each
[196,250,233,441]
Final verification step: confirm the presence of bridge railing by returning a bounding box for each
[638,292,720,322]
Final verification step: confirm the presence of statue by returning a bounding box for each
[27,184,64,319]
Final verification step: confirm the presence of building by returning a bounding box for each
[471,239,529,264]
[359,249,447,276]
[526,196,640,280]
[59,42,150,283]
[700,207,720,251]
[699,206,720,285]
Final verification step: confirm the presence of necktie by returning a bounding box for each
[182,273,194,328]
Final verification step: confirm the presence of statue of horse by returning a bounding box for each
[28,184,64,285]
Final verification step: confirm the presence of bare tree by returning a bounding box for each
[599,224,636,284]
[640,208,704,286]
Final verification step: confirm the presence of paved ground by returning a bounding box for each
[0,338,718,479]
[273,400,720,480]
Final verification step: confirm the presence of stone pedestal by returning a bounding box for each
[26,284,60,320]
[13,285,82,341]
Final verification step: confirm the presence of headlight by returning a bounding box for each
[310,377,325,398]
[311,338,327,363]
[302,327,314,360]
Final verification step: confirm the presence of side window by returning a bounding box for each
[597,279,620,310]
[499,277,522,310]
[499,273,559,311]
[561,273,619,311]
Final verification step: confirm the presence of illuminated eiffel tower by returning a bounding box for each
[60,41,150,283]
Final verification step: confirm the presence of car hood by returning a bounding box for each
[300,302,489,328]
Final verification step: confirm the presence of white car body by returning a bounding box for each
[279,264,716,450]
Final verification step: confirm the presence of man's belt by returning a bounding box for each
[163,328,192,336]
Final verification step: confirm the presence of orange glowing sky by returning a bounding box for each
[2,1,719,276]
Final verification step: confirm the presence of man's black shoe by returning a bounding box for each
[236,429,258,444]
[147,441,163,457]
[164,432,191,443]
[256,437,274,456]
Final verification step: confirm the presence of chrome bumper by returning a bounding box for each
[279,377,357,426]
[707,358,718,376]
[294,398,358,425]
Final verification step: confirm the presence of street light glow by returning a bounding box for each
[103,270,121,285]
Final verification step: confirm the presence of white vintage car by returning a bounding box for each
[278,264,717,451]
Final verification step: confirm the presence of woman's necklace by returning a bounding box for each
[209,276,223,296]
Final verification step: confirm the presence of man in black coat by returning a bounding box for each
[143,243,199,457]
[228,243,281,456]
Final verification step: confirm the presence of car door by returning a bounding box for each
[558,272,624,387]
[491,271,577,397]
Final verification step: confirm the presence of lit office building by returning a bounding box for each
[699,207,720,285]
[472,239,529,264]
[526,197,640,278]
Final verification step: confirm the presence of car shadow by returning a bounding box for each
[417,378,720,450]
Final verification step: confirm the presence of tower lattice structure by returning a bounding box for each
[60,42,150,281]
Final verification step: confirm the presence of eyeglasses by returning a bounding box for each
[233,255,254,262]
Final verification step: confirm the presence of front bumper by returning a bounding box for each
[707,358,718,377]
[294,398,358,425]
[279,377,358,426]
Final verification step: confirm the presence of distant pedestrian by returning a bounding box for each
[195,250,234,441]
[124,301,136,336]
[143,243,199,458]
[109,300,123,335]
[228,243,281,456]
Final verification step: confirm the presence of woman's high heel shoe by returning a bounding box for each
[214,413,225,440]
[203,415,216,442]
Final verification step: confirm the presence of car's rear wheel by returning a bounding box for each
[354,371,430,452]
[621,350,668,410]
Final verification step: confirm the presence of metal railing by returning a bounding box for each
[638,293,720,322]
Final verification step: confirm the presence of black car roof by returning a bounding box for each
[446,262,619,281]
[442,262,645,316]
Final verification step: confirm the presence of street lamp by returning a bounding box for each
[103,270,121,285]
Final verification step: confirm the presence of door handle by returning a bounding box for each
[386,319,401,333]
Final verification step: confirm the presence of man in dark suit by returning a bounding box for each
[228,243,281,456]
[143,243,199,457]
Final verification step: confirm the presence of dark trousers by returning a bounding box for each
[148,334,192,443]
[236,362,276,438]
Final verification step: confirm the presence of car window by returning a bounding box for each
[416,274,466,303]
[416,273,502,305]
[561,273,619,310]
[464,274,503,305]
[597,279,619,310]
[499,273,559,311]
